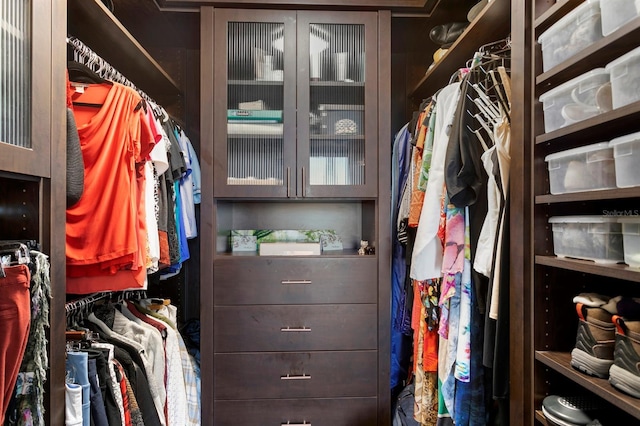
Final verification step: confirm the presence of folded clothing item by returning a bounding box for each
[429,22,469,48]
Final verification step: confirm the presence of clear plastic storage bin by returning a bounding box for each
[538,69,611,133]
[538,0,603,72]
[600,0,640,36]
[609,130,640,188]
[619,217,640,268]
[545,142,616,194]
[606,46,640,109]
[549,216,624,263]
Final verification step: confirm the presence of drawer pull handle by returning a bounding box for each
[281,279,312,285]
[281,423,311,426]
[280,374,311,380]
[280,326,311,332]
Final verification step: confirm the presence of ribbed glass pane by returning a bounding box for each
[0,0,31,148]
[227,21,284,186]
[309,23,365,186]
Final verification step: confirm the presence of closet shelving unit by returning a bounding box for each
[530,0,640,423]
[409,0,511,99]
[67,0,182,104]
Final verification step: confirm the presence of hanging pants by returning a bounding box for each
[66,351,90,426]
[0,264,31,424]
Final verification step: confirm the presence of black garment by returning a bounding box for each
[85,348,121,426]
[66,107,85,207]
[87,358,109,426]
[444,70,490,313]
[113,346,162,426]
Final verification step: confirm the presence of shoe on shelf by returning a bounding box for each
[571,299,616,379]
[428,22,468,49]
[609,316,640,398]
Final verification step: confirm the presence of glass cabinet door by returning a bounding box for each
[214,9,297,198]
[297,11,378,198]
[0,0,52,177]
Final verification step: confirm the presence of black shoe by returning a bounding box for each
[429,22,468,48]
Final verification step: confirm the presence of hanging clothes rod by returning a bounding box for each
[66,36,160,109]
[65,289,148,314]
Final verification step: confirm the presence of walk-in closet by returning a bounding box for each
[2,0,640,425]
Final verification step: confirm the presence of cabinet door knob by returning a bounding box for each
[281,423,311,426]
[281,279,312,285]
[280,374,311,380]
[287,167,291,198]
[301,166,306,197]
[280,326,311,332]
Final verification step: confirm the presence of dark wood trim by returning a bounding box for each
[377,9,391,426]
[510,0,534,423]
[200,6,215,426]
[160,0,427,8]
[409,0,511,100]
[46,0,68,422]
[67,0,181,105]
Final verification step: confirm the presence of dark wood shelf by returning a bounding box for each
[409,0,510,100]
[535,351,640,419]
[535,187,640,204]
[229,80,284,86]
[535,255,640,282]
[535,101,640,147]
[215,249,367,258]
[536,18,640,93]
[310,81,365,87]
[67,0,181,105]
[310,135,365,140]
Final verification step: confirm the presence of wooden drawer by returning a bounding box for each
[213,257,377,305]
[214,397,378,425]
[214,351,377,399]
[214,304,377,352]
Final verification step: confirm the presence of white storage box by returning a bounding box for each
[549,216,624,263]
[600,0,640,36]
[544,142,616,194]
[539,69,611,133]
[619,217,640,268]
[609,130,640,188]
[605,46,640,109]
[538,0,603,72]
[540,68,611,133]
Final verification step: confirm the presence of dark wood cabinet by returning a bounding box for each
[212,8,379,199]
[516,0,640,423]
[201,6,391,425]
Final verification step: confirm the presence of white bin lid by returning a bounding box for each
[605,45,640,71]
[618,216,640,223]
[544,142,611,162]
[539,68,608,102]
[549,215,620,223]
[537,0,601,44]
[609,130,640,147]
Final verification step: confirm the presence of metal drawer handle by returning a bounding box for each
[281,423,311,426]
[281,279,312,285]
[280,326,311,332]
[280,374,311,380]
